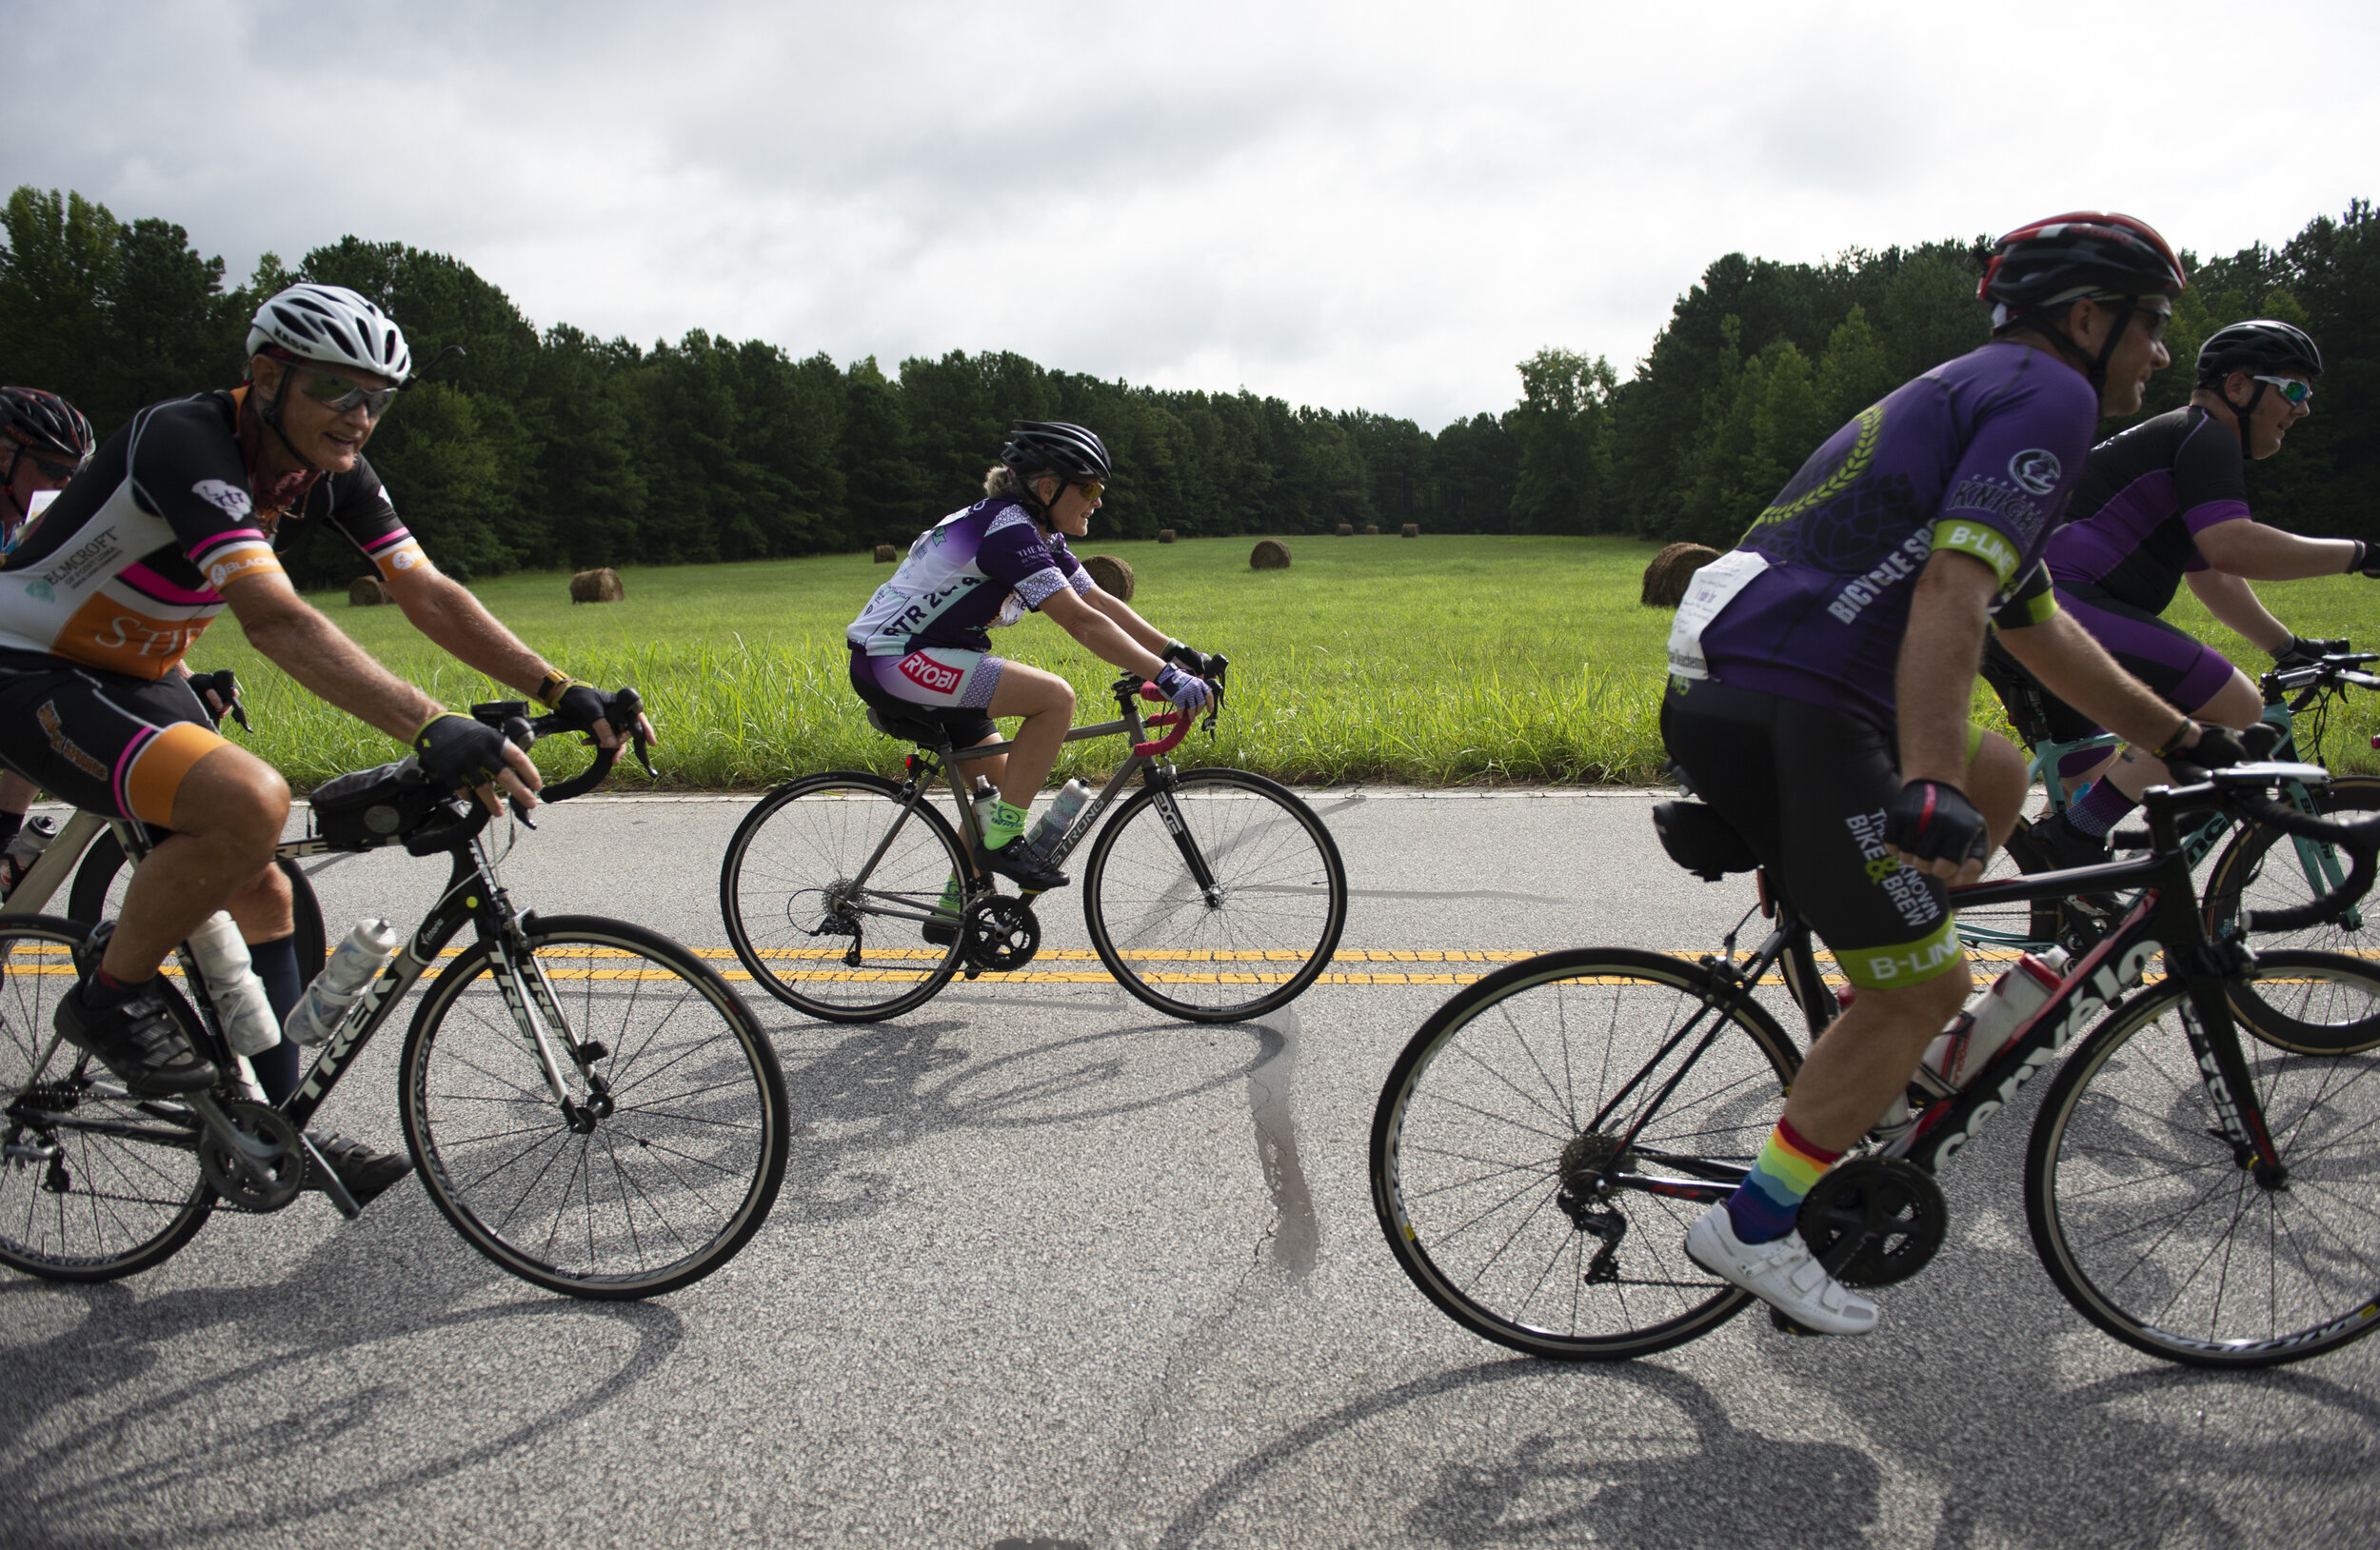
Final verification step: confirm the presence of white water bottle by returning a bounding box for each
[1923,949,2069,1092]
[185,912,282,1057]
[1023,779,1092,855]
[285,919,403,1047]
[1,815,57,891]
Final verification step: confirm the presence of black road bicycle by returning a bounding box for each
[721,657,1348,1024]
[0,693,790,1300]
[1372,762,2380,1368]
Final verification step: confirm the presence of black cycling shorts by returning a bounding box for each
[0,651,226,825]
[1661,678,1960,990]
[846,644,997,749]
[1983,582,2236,775]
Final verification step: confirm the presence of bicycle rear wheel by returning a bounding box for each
[2025,955,2380,1367]
[1081,767,1347,1023]
[69,833,327,984]
[719,772,967,1023]
[1372,947,1798,1361]
[400,917,789,1299]
[0,915,212,1281]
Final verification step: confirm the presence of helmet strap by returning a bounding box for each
[0,451,25,523]
[2220,374,2269,455]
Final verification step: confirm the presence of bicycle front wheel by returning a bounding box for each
[1081,767,1347,1023]
[2204,776,2380,1040]
[720,772,968,1023]
[2025,954,2380,1367]
[1372,948,1799,1361]
[0,915,212,1281]
[400,917,789,1299]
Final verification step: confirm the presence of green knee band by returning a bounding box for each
[1840,917,1963,991]
[1966,720,1986,765]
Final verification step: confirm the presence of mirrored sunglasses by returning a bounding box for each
[2252,374,2314,406]
[1074,480,1105,502]
[297,368,399,417]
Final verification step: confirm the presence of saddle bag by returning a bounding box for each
[1652,800,1759,883]
[307,758,442,850]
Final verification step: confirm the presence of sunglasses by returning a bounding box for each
[295,367,399,417]
[1073,480,1105,503]
[20,455,80,482]
[2252,374,2314,406]
[2132,307,2172,342]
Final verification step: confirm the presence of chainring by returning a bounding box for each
[198,1098,305,1212]
[1796,1156,1948,1288]
[962,895,1041,973]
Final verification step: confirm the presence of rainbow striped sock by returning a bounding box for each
[1726,1116,1841,1243]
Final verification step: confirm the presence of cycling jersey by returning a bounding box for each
[848,498,1094,659]
[0,389,426,680]
[2045,407,2247,615]
[1688,341,2092,731]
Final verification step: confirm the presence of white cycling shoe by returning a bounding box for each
[1685,1201,1878,1336]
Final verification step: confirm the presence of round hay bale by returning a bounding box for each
[872,544,897,563]
[1250,539,1292,571]
[1400,523,1419,538]
[348,575,391,606]
[1336,523,1355,537]
[1360,524,1379,536]
[569,566,625,604]
[1084,553,1135,601]
[1157,528,1177,545]
[1641,543,1721,607]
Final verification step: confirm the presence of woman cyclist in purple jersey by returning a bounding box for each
[1992,319,2379,866]
[846,422,1217,919]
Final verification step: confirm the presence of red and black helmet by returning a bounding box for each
[0,387,95,467]
[1978,212,2188,319]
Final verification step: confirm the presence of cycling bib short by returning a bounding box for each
[0,659,220,825]
[847,644,999,749]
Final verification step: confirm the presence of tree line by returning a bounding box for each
[2,185,2372,586]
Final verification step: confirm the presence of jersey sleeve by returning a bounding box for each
[1988,560,2058,631]
[975,506,1073,609]
[2171,414,2252,535]
[1929,363,2097,591]
[129,405,286,592]
[321,456,429,582]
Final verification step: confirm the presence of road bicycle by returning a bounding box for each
[721,656,1348,1024]
[1371,761,2380,1368]
[0,692,790,1300]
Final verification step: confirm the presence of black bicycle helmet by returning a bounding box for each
[1979,211,2187,392]
[999,421,1114,485]
[0,387,95,467]
[2196,319,2322,387]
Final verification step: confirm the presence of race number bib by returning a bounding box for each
[1665,550,1770,680]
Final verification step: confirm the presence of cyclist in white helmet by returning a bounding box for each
[0,284,647,1205]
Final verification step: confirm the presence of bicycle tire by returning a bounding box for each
[719,772,969,1023]
[0,914,213,1281]
[2024,952,2380,1367]
[1081,767,1347,1023]
[69,832,327,984]
[1372,947,1799,1361]
[2204,777,2380,1043]
[399,916,789,1299]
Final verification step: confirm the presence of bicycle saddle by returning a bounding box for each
[864,705,949,747]
[1652,800,1759,882]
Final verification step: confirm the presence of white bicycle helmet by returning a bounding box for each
[247,284,412,382]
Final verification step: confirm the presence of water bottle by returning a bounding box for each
[1,815,57,891]
[1023,779,1092,856]
[1922,949,2069,1093]
[285,919,404,1047]
[970,776,1000,839]
[185,912,282,1057]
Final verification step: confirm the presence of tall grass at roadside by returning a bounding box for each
[200,535,2379,791]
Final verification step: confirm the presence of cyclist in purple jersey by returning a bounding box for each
[1987,320,2378,865]
[1667,212,2262,1335]
[847,422,1216,904]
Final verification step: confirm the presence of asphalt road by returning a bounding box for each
[4,788,2375,1548]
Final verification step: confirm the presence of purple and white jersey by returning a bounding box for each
[848,498,1094,656]
[1691,341,2095,730]
[2046,407,2250,616]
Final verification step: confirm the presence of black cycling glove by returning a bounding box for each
[553,683,613,731]
[412,712,514,791]
[1883,779,1990,868]
[2271,635,2348,671]
[2349,541,2380,580]
[1162,640,1215,679]
[2166,725,2268,777]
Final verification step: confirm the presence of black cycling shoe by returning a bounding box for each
[973,840,1068,893]
[54,978,217,1096]
[307,1131,413,1207]
[2034,811,2121,920]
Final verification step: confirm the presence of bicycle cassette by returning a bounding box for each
[962,895,1040,974]
[1796,1157,1947,1288]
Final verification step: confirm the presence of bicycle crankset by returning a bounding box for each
[962,895,1040,975]
[1796,1157,1947,1288]
[196,1096,306,1212]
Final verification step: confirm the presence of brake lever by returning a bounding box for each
[503,715,538,830]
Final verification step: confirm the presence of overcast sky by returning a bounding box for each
[13,0,2377,429]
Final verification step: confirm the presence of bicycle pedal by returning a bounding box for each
[1769,1306,1824,1337]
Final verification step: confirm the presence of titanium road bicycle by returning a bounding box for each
[721,657,1349,1023]
[0,693,790,1299]
[1372,762,2380,1368]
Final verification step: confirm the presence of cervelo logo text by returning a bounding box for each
[1934,938,2159,1162]
[191,479,253,519]
[2008,449,2062,496]
[897,652,962,696]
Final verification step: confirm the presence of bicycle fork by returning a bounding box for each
[486,920,609,1132]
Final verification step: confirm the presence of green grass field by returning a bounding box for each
[203,534,2380,792]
